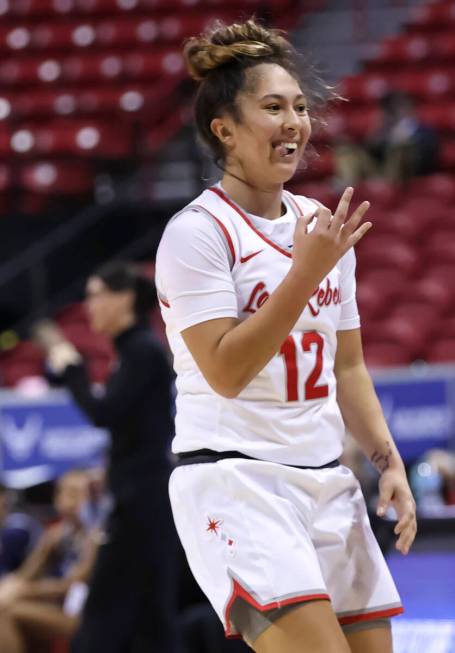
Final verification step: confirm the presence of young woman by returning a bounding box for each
[156,19,417,653]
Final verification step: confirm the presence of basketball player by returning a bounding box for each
[155,19,416,653]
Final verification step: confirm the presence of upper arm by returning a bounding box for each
[338,248,361,331]
[155,210,238,333]
[181,316,240,393]
[156,210,240,391]
[335,328,365,376]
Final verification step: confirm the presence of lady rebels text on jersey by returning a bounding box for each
[155,185,360,467]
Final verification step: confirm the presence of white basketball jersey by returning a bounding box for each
[155,185,360,466]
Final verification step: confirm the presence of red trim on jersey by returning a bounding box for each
[209,186,293,259]
[211,214,236,265]
[283,190,305,218]
[338,605,404,626]
[158,297,170,308]
[224,579,330,638]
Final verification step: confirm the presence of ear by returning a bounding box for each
[210,117,233,145]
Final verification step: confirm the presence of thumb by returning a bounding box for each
[377,480,394,517]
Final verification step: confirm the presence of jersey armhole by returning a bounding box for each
[190,204,237,269]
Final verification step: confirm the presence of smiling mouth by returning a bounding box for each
[272,142,298,157]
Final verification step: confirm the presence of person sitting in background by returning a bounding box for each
[0,483,41,577]
[0,469,98,653]
[335,90,439,185]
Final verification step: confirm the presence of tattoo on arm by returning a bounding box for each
[371,442,392,474]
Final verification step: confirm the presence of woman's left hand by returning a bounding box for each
[376,467,417,555]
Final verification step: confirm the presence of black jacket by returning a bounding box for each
[63,323,174,500]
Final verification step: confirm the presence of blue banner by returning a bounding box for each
[0,390,109,488]
[1,365,455,487]
[374,371,455,463]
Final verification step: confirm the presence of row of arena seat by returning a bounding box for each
[0,14,239,52]
[2,281,455,387]
[0,0,295,18]
[0,0,301,212]
[0,50,186,86]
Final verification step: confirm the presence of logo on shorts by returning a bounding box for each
[206,517,222,535]
[206,517,236,557]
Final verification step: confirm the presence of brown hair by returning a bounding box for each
[183,18,331,167]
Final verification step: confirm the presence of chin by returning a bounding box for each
[90,320,104,334]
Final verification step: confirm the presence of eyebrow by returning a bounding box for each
[259,93,307,101]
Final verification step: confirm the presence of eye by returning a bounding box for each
[265,104,281,112]
[296,104,308,114]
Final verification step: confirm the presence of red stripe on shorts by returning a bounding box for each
[338,605,404,626]
[224,578,330,638]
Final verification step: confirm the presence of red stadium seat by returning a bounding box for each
[20,161,94,194]
[11,120,133,157]
[441,140,455,170]
[60,323,112,357]
[339,73,390,103]
[425,231,455,265]
[425,338,455,363]
[408,2,455,32]
[355,178,401,209]
[389,300,443,324]
[363,341,411,369]
[367,209,416,242]
[404,174,455,205]
[0,342,45,387]
[375,315,431,358]
[375,35,430,66]
[55,302,89,326]
[356,281,388,320]
[417,103,455,133]
[426,263,455,286]
[356,235,418,276]
[412,277,455,314]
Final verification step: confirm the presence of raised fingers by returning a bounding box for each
[344,220,373,249]
[342,200,371,238]
[330,186,354,231]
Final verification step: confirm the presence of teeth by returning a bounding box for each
[283,142,297,150]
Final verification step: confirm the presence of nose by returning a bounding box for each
[282,107,300,133]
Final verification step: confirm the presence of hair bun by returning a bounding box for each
[184,19,292,82]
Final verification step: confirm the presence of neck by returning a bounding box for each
[220,169,284,220]
[109,313,136,338]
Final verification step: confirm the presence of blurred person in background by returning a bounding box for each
[0,469,98,653]
[0,483,41,578]
[410,449,455,510]
[335,90,439,185]
[35,261,178,653]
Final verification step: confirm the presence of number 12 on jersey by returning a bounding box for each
[279,331,329,402]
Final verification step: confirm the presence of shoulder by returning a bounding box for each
[158,205,230,260]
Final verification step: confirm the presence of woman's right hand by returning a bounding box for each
[292,187,372,285]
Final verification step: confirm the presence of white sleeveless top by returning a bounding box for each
[155,184,360,466]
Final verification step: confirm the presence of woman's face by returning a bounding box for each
[85,276,134,335]
[215,63,312,187]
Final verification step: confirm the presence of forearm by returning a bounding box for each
[213,267,318,395]
[336,362,404,473]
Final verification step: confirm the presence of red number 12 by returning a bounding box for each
[279,332,329,401]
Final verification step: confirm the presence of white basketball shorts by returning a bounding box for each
[169,459,403,639]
